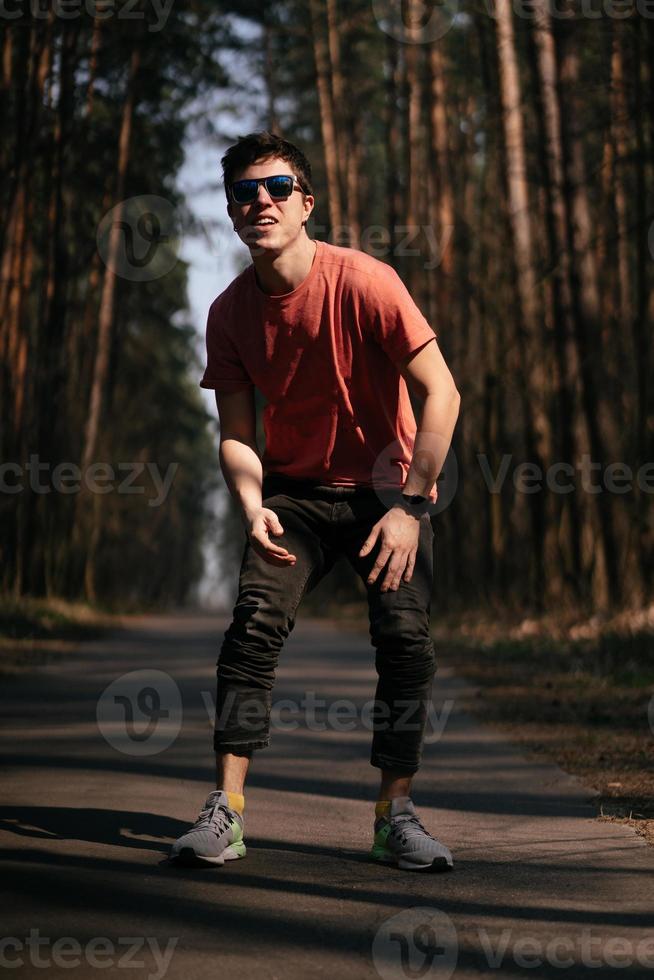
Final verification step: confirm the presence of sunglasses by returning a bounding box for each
[229,174,305,205]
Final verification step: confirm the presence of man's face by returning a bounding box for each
[227,156,314,255]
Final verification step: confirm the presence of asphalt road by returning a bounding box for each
[1,611,653,979]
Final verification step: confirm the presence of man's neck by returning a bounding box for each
[252,234,317,296]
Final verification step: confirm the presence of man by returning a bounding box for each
[170,131,460,872]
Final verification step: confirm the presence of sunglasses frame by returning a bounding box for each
[229,173,305,205]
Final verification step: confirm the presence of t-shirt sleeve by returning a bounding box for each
[367,264,437,363]
[199,302,254,392]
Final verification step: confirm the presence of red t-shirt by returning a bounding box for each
[200,239,437,498]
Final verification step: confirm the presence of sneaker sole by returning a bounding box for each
[171,842,246,867]
[370,846,452,872]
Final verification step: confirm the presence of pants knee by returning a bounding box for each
[373,628,437,688]
[217,592,294,688]
[370,609,434,656]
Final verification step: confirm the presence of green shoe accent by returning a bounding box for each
[229,839,247,858]
[370,842,394,862]
[226,818,246,859]
[374,823,391,845]
[371,822,394,861]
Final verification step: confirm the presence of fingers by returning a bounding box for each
[359,525,380,558]
[251,533,297,565]
[403,551,416,583]
[258,530,297,564]
[380,555,408,592]
[267,516,285,537]
[258,548,297,567]
[363,512,421,591]
[368,549,418,592]
[250,511,297,565]
[263,535,294,558]
[366,546,392,586]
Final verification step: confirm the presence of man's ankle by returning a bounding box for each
[378,773,413,800]
[219,790,245,815]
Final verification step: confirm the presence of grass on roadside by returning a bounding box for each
[431,605,654,845]
[0,596,115,674]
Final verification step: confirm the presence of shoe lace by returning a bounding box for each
[389,813,432,846]
[192,801,233,836]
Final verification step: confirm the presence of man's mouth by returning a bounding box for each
[252,218,277,226]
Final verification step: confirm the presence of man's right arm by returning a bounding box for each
[215,388,296,566]
[216,387,262,525]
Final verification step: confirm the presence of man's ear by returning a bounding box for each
[227,201,233,219]
[302,194,315,226]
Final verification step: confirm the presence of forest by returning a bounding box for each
[2,0,652,613]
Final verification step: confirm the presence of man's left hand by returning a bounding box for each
[359,505,421,592]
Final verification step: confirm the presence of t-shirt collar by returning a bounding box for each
[251,239,322,305]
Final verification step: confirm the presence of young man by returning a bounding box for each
[170,132,460,872]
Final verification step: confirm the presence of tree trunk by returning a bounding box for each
[427,39,455,335]
[610,20,632,335]
[79,44,141,599]
[403,0,424,297]
[495,0,541,348]
[345,113,362,250]
[630,13,652,595]
[494,0,549,603]
[529,0,585,597]
[556,10,622,606]
[384,33,401,266]
[309,0,343,236]
[325,0,355,245]
[86,11,103,116]
[81,45,140,475]
[3,15,56,596]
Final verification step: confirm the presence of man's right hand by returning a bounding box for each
[246,507,297,566]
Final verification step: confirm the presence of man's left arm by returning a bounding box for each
[397,338,461,497]
[359,339,461,591]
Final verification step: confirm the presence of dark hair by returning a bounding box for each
[221,131,314,202]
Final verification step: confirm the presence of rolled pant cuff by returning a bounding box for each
[370,754,420,775]
[213,736,270,753]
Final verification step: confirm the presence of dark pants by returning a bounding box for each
[214,473,437,775]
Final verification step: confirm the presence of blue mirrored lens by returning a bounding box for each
[232,180,258,203]
[266,176,293,197]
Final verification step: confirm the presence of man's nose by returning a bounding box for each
[255,183,274,204]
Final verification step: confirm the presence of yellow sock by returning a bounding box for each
[375,800,392,819]
[225,791,245,815]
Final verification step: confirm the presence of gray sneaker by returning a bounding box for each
[370,797,453,871]
[170,790,246,866]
